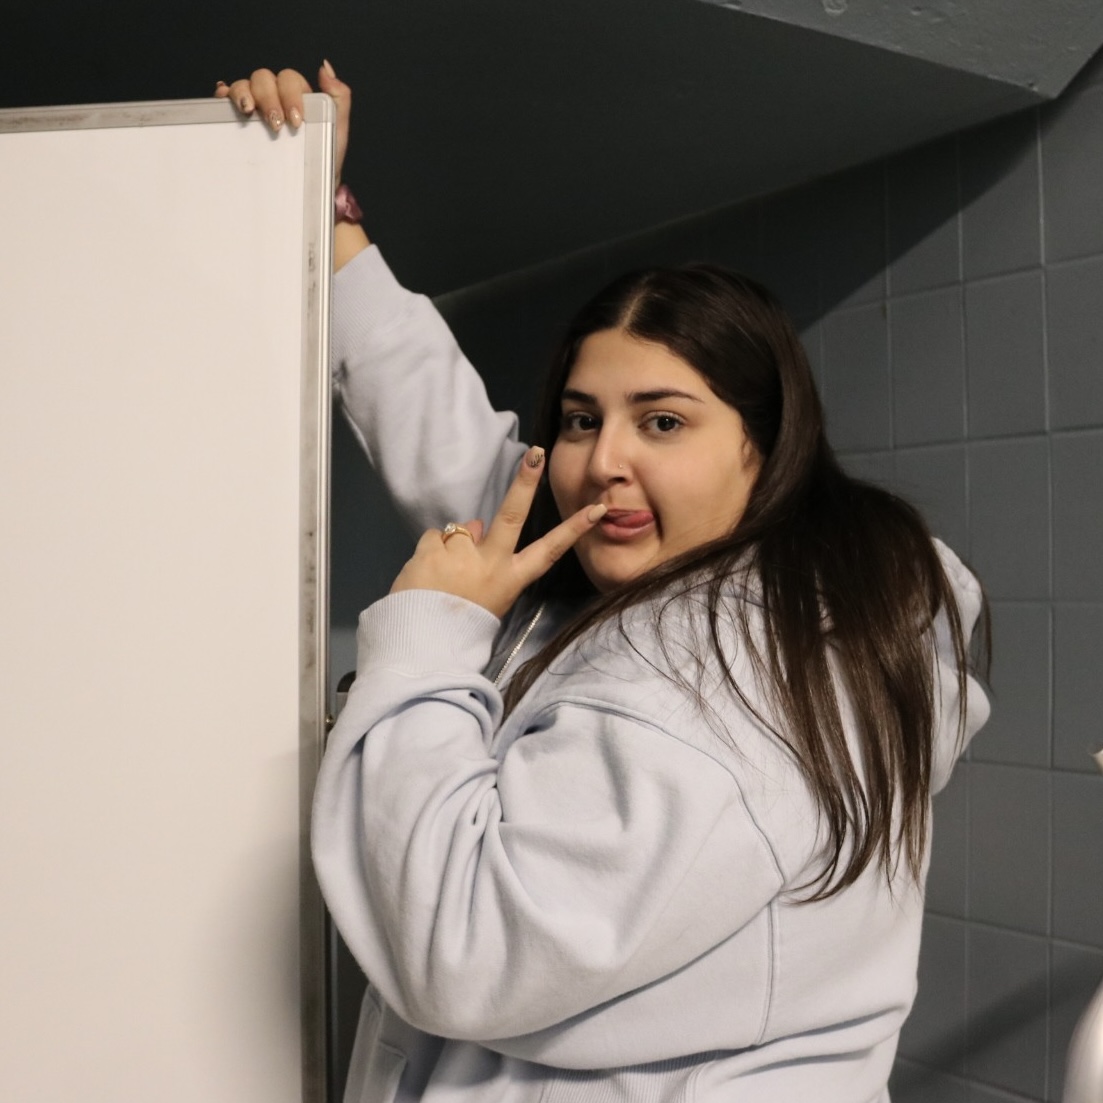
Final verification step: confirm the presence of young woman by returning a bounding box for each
[223,67,990,1103]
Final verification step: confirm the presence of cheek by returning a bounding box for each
[680,466,749,526]
[547,447,574,516]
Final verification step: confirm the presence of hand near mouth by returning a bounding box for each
[390,447,607,618]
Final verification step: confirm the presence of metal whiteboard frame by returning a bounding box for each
[0,96,333,1103]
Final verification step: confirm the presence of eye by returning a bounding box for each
[561,411,600,434]
[643,413,684,434]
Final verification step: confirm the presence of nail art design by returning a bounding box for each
[527,447,545,468]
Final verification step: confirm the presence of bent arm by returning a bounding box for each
[311,588,782,1046]
[332,247,528,532]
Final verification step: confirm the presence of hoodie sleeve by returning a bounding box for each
[331,246,529,532]
[311,589,782,1047]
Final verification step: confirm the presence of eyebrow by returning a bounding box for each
[561,387,705,405]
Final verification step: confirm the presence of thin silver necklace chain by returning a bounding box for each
[492,601,546,687]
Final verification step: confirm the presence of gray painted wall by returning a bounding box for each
[328,46,1103,1103]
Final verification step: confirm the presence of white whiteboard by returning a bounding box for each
[0,98,333,1103]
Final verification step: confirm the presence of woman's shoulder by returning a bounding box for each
[930,537,985,626]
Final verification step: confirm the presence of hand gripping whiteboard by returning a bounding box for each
[0,98,333,1103]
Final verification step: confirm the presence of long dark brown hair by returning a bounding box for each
[508,264,988,899]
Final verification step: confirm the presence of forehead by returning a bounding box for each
[565,329,707,395]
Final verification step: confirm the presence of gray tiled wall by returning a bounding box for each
[805,50,1103,1102]
[400,46,1103,1103]
[965,271,1047,438]
[826,52,1103,1101]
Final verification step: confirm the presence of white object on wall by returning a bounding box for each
[0,97,333,1103]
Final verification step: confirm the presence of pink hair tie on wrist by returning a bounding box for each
[334,183,363,225]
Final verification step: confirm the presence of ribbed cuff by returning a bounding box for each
[357,590,501,675]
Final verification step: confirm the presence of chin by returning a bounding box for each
[576,553,649,594]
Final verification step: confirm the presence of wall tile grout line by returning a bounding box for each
[1035,108,1060,1103]
[957,138,975,1019]
[921,910,1103,952]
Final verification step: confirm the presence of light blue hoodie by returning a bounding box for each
[315,246,989,1103]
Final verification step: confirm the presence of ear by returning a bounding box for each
[741,432,763,472]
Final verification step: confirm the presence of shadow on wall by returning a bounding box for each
[743,105,1041,330]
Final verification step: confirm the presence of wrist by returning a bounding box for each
[333,184,369,270]
[335,222,370,271]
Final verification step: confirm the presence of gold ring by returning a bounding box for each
[441,522,474,544]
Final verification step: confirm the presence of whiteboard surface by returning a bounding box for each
[0,100,331,1102]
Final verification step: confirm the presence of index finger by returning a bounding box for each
[512,502,608,591]
[482,446,547,554]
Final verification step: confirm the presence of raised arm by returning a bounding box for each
[217,64,529,532]
[330,246,528,531]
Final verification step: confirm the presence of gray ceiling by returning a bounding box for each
[346,0,1099,295]
[703,0,1103,96]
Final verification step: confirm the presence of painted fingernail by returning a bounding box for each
[239,96,253,113]
[288,106,303,128]
[268,110,284,131]
[587,504,608,522]
[526,446,545,468]
[323,58,337,79]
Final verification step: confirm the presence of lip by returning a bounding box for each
[597,509,656,542]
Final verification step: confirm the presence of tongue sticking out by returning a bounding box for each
[604,511,653,529]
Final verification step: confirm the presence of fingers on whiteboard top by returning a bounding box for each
[213,62,350,135]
